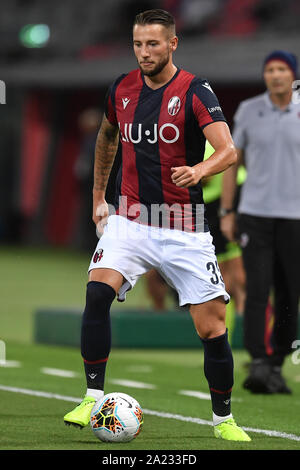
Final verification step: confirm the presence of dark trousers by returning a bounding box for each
[238,214,300,366]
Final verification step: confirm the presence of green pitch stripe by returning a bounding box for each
[0,384,300,442]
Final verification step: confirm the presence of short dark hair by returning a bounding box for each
[133,9,176,35]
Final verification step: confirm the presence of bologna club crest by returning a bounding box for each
[168,96,181,116]
[93,248,104,263]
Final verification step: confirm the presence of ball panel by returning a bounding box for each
[90,392,143,443]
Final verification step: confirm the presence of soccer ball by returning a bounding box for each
[90,392,143,443]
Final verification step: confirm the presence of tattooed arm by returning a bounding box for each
[93,115,119,235]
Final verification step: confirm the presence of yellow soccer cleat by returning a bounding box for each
[64,396,96,429]
[214,418,251,441]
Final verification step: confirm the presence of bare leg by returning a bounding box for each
[89,267,125,293]
[189,296,226,339]
[145,269,169,311]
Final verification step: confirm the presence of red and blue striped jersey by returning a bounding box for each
[104,68,226,232]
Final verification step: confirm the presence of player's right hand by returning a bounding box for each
[93,199,109,238]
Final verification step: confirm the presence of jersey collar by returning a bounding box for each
[141,67,181,91]
[264,91,294,112]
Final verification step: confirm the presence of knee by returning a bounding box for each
[192,313,226,340]
[84,281,116,319]
[87,280,115,301]
[190,299,226,340]
[195,325,227,340]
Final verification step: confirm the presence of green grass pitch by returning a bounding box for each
[1,342,300,451]
[0,246,299,451]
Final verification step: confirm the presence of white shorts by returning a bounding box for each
[88,215,229,307]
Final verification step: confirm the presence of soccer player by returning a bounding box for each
[64,9,251,441]
[220,50,300,394]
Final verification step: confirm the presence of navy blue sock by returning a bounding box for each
[81,281,116,391]
[201,329,234,417]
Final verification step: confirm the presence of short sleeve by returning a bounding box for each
[104,85,118,126]
[192,79,227,130]
[232,102,247,150]
[104,74,127,127]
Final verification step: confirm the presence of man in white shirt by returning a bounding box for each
[220,50,299,394]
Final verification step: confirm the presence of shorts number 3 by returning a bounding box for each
[206,261,224,285]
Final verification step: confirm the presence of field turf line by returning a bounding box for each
[0,384,300,442]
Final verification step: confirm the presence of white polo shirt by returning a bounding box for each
[233,92,300,219]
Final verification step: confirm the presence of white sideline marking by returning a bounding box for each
[179,389,243,402]
[41,368,79,378]
[0,384,80,403]
[109,379,156,390]
[0,384,299,442]
[0,360,21,368]
[179,390,211,401]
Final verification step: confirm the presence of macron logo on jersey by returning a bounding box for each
[122,97,130,109]
[202,82,214,94]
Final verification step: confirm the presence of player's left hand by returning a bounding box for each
[171,166,201,188]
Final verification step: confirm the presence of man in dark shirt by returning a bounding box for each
[64,9,250,442]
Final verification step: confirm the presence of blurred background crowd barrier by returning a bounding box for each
[0,0,299,250]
